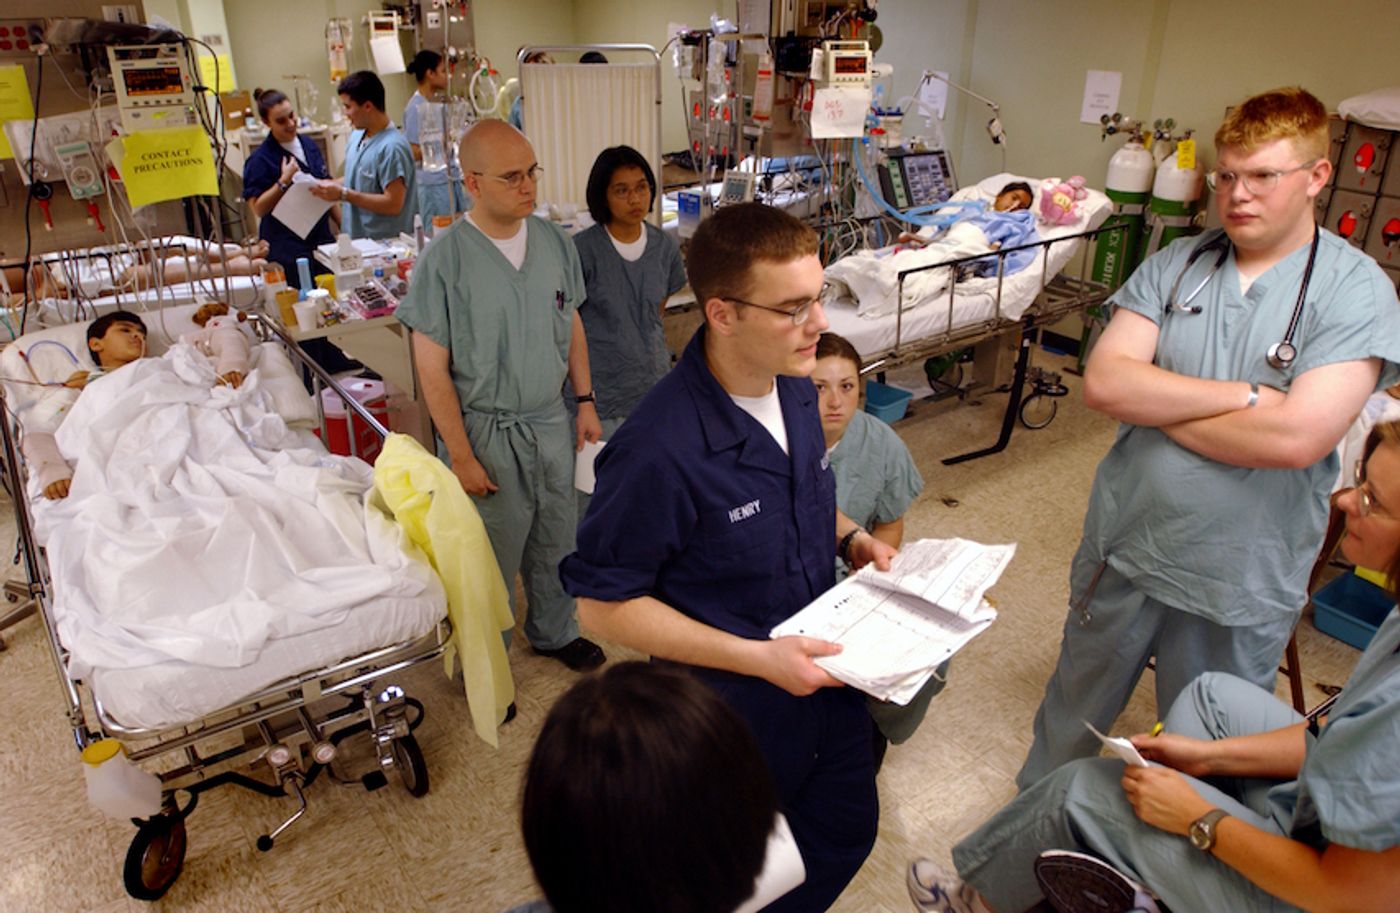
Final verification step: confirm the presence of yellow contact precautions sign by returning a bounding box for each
[115,126,219,207]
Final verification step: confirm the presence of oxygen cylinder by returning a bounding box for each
[1092,139,1155,288]
[1142,149,1204,259]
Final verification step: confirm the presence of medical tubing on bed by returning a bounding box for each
[852,138,980,229]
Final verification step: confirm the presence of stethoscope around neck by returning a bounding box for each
[1163,223,1320,371]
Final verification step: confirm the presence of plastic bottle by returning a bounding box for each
[82,740,162,820]
[296,257,313,300]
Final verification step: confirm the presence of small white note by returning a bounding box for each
[1085,720,1149,767]
[811,86,872,139]
[574,438,606,494]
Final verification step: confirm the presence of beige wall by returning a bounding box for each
[208,0,1400,183]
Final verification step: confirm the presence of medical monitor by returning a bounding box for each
[879,149,957,212]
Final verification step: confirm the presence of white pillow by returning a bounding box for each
[1338,88,1400,131]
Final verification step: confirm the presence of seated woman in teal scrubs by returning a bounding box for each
[812,332,934,770]
[912,420,1400,913]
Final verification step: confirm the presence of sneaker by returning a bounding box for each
[532,637,606,672]
[907,858,982,913]
[1034,850,1161,913]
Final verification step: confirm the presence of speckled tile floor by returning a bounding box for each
[0,350,1362,912]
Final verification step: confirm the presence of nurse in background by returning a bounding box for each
[571,146,686,446]
[812,332,937,771]
[404,49,469,227]
[242,87,337,288]
[310,70,416,240]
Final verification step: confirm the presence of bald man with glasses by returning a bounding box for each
[395,119,606,673]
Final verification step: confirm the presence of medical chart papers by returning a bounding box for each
[771,538,1015,704]
[272,172,336,240]
[1084,720,1149,768]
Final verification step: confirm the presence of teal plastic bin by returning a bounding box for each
[1312,573,1395,650]
[864,381,913,425]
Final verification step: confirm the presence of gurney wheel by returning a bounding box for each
[123,814,187,901]
[1019,394,1057,430]
[392,734,429,797]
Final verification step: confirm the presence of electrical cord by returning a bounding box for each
[20,51,44,336]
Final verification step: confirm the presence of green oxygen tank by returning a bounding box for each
[1092,138,1155,289]
[1142,133,1205,259]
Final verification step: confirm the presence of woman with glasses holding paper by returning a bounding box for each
[243,87,337,290]
[910,421,1400,913]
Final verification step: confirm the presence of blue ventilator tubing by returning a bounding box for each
[296,257,312,299]
[854,138,982,231]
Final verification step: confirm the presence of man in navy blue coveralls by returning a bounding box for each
[559,203,897,911]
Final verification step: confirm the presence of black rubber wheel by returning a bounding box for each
[1019,393,1058,430]
[123,815,187,901]
[392,734,429,798]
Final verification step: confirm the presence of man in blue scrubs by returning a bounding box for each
[560,203,896,911]
[1017,86,1400,790]
[396,119,605,672]
[310,71,416,240]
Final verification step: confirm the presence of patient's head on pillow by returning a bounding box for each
[87,311,148,369]
[521,661,778,913]
[994,181,1034,212]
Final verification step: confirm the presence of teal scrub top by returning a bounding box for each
[1082,228,1400,626]
[1269,606,1400,851]
[402,93,462,187]
[830,409,924,530]
[394,216,585,417]
[572,223,687,421]
[342,125,417,240]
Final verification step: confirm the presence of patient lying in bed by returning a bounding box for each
[21,310,251,499]
[827,180,1043,318]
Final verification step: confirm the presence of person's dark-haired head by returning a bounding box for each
[406,49,444,83]
[816,331,861,371]
[521,662,777,913]
[253,87,297,143]
[253,87,289,122]
[585,145,656,225]
[336,70,386,113]
[993,181,1033,213]
[579,51,608,64]
[686,202,819,322]
[86,311,147,368]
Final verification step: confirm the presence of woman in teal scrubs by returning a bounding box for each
[404,49,468,229]
[812,332,934,769]
[570,145,687,442]
[914,420,1400,913]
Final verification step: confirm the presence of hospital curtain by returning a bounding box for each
[521,62,660,213]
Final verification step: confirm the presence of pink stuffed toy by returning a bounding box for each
[1039,175,1088,226]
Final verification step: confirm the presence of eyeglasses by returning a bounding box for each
[1351,459,1400,520]
[470,163,544,190]
[722,283,830,326]
[1204,160,1318,195]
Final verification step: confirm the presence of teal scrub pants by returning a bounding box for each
[1017,560,1298,790]
[450,407,579,651]
[954,672,1304,913]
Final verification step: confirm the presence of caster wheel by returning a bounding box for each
[123,814,187,901]
[1019,393,1057,430]
[392,734,429,798]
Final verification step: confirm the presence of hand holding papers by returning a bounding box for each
[272,172,336,239]
[770,538,1015,704]
[1084,720,1149,767]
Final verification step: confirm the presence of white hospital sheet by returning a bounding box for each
[32,343,445,687]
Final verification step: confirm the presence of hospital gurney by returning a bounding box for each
[0,306,451,901]
[823,174,1127,462]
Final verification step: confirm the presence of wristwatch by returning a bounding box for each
[838,527,865,563]
[277,180,292,192]
[576,392,596,404]
[340,185,349,202]
[1188,808,1229,852]
[1246,382,1259,408]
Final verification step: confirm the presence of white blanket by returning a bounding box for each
[825,220,999,319]
[36,344,436,676]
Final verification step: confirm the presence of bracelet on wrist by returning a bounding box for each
[838,527,864,563]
